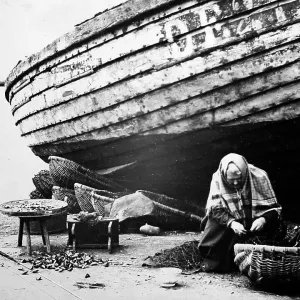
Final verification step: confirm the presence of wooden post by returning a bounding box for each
[24,220,32,256]
[108,221,112,253]
[39,220,46,245]
[40,220,51,253]
[18,218,24,247]
[71,224,76,251]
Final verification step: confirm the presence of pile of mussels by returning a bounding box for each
[30,250,105,272]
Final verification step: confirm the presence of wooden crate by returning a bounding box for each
[67,216,119,253]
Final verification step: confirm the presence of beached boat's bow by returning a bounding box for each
[5,0,300,216]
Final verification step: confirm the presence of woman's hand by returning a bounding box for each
[250,217,266,232]
[230,221,247,236]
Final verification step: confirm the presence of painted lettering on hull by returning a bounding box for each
[161,0,299,57]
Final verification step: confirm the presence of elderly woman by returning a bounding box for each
[198,153,282,272]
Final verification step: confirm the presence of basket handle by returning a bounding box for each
[234,243,300,255]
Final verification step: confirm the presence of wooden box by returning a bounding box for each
[67,216,119,253]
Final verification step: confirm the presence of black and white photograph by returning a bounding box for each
[1,0,300,299]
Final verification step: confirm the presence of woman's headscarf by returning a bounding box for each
[220,153,248,189]
[206,153,281,224]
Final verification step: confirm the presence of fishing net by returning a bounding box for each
[144,241,206,271]
[144,222,297,273]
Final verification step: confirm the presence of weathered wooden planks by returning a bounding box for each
[6,0,186,92]
[16,20,300,136]
[23,78,300,154]
[9,0,199,106]
[11,0,299,120]
[20,48,300,157]
[9,0,284,102]
[9,0,282,108]
[21,41,300,146]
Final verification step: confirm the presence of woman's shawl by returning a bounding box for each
[206,154,281,223]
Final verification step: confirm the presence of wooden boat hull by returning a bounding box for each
[5,0,300,218]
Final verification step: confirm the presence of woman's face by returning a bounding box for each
[226,163,243,189]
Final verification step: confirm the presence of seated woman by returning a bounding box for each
[198,153,282,272]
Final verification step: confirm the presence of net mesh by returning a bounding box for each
[146,241,204,271]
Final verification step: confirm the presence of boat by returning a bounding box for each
[4,0,300,219]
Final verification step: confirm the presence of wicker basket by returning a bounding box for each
[32,170,54,198]
[152,201,202,229]
[234,244,300,283]
[91,191,114,216]
[137,190,204,216]
[30,213,67,234]
[74,183,97,213]
[49,156,126,192]
[94,190,129,199]
[52,186,81,214]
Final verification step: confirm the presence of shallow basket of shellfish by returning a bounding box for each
[234,244,300,283]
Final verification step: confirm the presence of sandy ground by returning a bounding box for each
[0,213,299,300]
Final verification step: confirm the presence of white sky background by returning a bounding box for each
[0,0,126,202]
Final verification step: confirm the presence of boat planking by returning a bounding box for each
[5,0,300,219]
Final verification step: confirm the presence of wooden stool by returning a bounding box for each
[18,216,51,255]
[0,199,68,256]
[67,215,119,253]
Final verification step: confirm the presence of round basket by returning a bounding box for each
[234,244,300,283]
[32,170,54,198]
[30,213,67,234]
[90,191,114,216]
